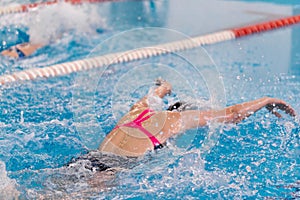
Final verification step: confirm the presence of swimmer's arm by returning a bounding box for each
[178,97,296,131]
[222,97,296,122]
[130,80,172,111]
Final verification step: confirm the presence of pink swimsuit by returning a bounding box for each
[114,109,164,150]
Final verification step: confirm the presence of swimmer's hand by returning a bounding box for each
[155,78,172,97]
[265,97,296,118]
[222,97,296,124]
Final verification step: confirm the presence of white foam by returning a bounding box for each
[115,149,251,199]
[0,161,20,200]
[147,87,164,111]
[27,2,106,44]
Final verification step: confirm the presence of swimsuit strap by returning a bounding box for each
[132,108,155,125]
[134,124,163,148]
[133,109,154,124]
[114,109,163,149]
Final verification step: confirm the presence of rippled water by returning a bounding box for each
[0,0,299,199]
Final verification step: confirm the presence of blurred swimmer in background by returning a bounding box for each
[0,1,105,59]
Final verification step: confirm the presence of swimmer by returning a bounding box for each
[0,27,41,59]
[1,43,42,58]
[64,78,296,193]
[98,78,297,158]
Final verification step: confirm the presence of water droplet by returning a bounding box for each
[246,166,252,173]
[20,111,24,124]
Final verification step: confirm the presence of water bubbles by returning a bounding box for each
[262,119,271,129]
[246,166,252,173]
[271,143,277,147]
[252,158,266,167]
[262,133,268,138]
[283,121,295,134]
[20,110,24,124]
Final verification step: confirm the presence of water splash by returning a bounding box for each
[27,2,106,44]
[0,1,106,45]
[0,161,20,200]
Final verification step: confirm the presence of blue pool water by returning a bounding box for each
[0,0,299,199]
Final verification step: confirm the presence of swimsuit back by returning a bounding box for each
[114,109,163,150]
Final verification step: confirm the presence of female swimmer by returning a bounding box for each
[98,79,296,157]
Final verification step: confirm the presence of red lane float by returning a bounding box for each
[233,15,300,37]
[0,0,120,15]
[0,14,300,85]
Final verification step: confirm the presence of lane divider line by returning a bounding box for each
[0,15,300,86]
[0,0,122,15]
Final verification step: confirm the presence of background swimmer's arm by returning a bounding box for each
[178,97,296,131]
[130,80,172,111]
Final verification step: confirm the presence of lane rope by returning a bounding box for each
[0,14,300,86]
[0,0,120,15]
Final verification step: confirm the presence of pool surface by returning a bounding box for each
[0,0,299,199]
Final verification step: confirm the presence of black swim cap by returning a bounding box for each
[167,101,184,111]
